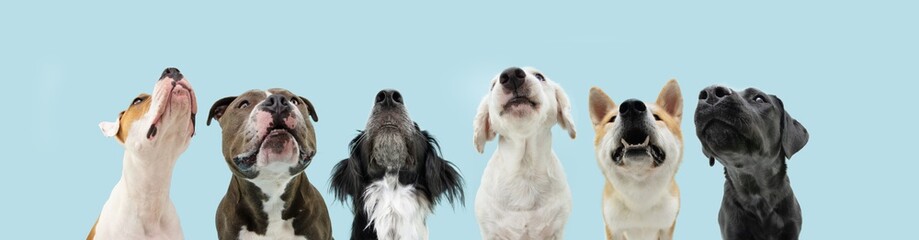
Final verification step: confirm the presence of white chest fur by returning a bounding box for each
[475,144,572,240]
[603,192,679,240]
[237,176,308,240]
[363,174,432,240]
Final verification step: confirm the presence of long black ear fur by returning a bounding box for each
[330,131,366,204]
[420,130,465,207]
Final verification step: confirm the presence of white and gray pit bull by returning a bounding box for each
[207,89,332,240]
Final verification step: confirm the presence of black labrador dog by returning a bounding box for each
[694,85,809,240]
[330,89,464,240]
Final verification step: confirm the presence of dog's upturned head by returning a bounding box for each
[330,89,463,206]
[99,67,198,153]
[206,89,319,179]
[694,85,808,167]
[589,80,684,180]
[473,67,576,153]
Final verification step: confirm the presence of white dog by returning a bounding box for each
[473,66,576,240]
[89,68,197,240]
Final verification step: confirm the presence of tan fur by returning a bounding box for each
[590,80,683,240]
[113,94,152,143]
[86,218,98,240]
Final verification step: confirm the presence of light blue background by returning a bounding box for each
[1,0,916,239]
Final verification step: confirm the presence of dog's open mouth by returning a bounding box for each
[505,96,536,109]
[232,126,312,171]
[611,135,666,167]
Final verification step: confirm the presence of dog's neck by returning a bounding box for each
[235,173,305,221]
[119,148,181,227]
[495,128,555,169]
[722,154,792,218]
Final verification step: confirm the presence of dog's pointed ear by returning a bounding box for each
[207,96,237,126]
[775,95,809,159]
[330,132,366,202]
[473,95,496,154]
[298,96,319,122]
[588,87,616,126]
[422,132,465,206]
[554,83,576,139]
[655,79,683,123]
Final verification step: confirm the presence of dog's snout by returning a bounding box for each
[619,99,647,118]
[700,86,732,105]
[159,67,182,81]
[375,89,403,107]
[263,94,291,114]
[499,67,526,90]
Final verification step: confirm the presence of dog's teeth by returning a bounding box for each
[642,136,650,146]
[621,139,629,146]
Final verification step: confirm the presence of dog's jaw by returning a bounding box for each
[597,122,683,185]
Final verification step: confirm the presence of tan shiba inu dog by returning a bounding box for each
[588,80,683,240]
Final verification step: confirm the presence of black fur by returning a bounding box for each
[330,124,464,240]
[695,86,809,240]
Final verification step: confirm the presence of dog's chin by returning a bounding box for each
[232,130,311,177]
[500,97,538,117]
[699,120,758,155]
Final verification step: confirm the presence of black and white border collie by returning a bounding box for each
[330,89,464,240]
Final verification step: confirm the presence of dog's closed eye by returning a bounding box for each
[654,114,661,121]
[609,116,617,123]
[534,73,546,81]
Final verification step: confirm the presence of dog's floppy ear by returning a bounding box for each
[207,96,237,126]
[473,95,496,153]
[588,87,616,126]
[774,95,809,159]
[298,96,319,122]
[421,131,465,206]
[554,82,577,139]
[655,79,683,123]
[99,111,127,144]
[330,131,366,202]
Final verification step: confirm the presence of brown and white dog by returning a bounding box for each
[588,80,683,240]
[207,89,332,240]
[473,67,576,240]
[88,68,198,240]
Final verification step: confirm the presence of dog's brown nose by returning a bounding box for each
[699,86,732,105]
[499,67,526,90]
[375,89,403,107]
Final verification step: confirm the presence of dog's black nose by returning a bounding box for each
[159,67,183,81]
[263,94,291,114]
[699,86,732,105]
[619,99,647,117]
[499,67,527,90]
[375,89,403,107]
